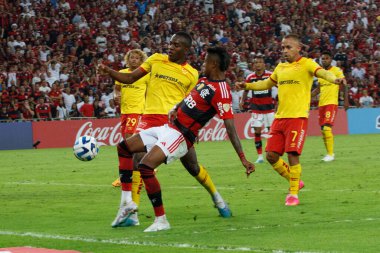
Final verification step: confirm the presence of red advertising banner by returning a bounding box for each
[32,118,122,148]
[32,109,348,148]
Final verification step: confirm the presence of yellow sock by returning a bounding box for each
[131,170,143,206]
[289,164,302,195]
[322,126,334,155]
[272,158,290,181]
[195,164,217,195]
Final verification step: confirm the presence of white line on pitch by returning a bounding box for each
[0,230,275,253]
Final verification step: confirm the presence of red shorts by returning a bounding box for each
[120,114,141,136]
[266,118,308,155]
[319,104,338,126]
[135,114,168,133]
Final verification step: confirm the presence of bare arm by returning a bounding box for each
[311,86,320,98]
[97,64,147,84]
[224,118,255,177]
[343,81,349,110]
[240,90,249,109]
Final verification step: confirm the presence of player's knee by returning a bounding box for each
[266,152,278,164]
[138,163,154,178]
[117,140,132,157]
[183,160,199,176]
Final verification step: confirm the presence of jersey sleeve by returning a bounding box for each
[139,53,159,73]
[269,67,278,84]
[307,58,323,76]
[334,66,345,78]
[211,82,234,119]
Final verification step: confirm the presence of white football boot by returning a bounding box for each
[143,215,171,232]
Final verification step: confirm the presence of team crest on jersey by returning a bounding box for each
[181,67,188,75]
[223,103,230,112]
[197,82,205,90]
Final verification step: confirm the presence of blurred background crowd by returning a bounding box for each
[0,0,379,121]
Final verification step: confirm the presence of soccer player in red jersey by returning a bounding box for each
[102,46,254,232]
[242,55,276,163]
[237,34,345,206]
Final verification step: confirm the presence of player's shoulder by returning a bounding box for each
[186,64,199,77]
[264,70,272,75]
[330,66,343,72]
[147,53,167,62]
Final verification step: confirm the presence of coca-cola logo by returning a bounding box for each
[76,121,123,146]
[197,116,256,142]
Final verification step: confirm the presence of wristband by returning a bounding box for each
[238,152,246,160]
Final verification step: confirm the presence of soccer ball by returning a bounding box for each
[73,135,99,161]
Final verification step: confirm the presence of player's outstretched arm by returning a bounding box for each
[97,64,146,84]
[223,118,255,177]
[315,68,344,85]
[235,78,275,91]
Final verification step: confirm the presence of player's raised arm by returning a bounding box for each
[97,63,146,84]
[223,118,255,177]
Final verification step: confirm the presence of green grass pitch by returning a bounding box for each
[0,134,379,253]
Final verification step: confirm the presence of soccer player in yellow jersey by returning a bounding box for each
[111,50,149,218]
[98,32,232,228]
[237,34,345,206]
[312,51,346,162]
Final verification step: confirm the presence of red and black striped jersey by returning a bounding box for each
[171,77,234,146]
[245,70,275,114]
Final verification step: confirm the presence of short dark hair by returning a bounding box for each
[254,55,265,62]
[175,31,192,48]
[321,51,332,57]
[207,47,230,71]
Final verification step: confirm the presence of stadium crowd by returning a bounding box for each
[0,0,379,121]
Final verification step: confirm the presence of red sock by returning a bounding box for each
[117,141,133,191]
[139,164,165,216]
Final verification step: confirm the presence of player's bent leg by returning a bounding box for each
[180,148,232,218]
[139,146,170,232]
[267,152,290,180]
[112,135,149,228]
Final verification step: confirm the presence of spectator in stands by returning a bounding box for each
[230,82,243,113]
[79,95,94,118]
[62,87,76,113]
[39,80,51,94]
[0,106,9,121]
[21,100,34,120]
[359,90,374,108]
[69,103,80,118]
[35,97,52,120]
[351,61,367,80]
[56,99,68,120]
[104,98,117,117]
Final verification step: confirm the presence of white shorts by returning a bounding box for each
[251,112,275,128]
[139,124,188,164]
